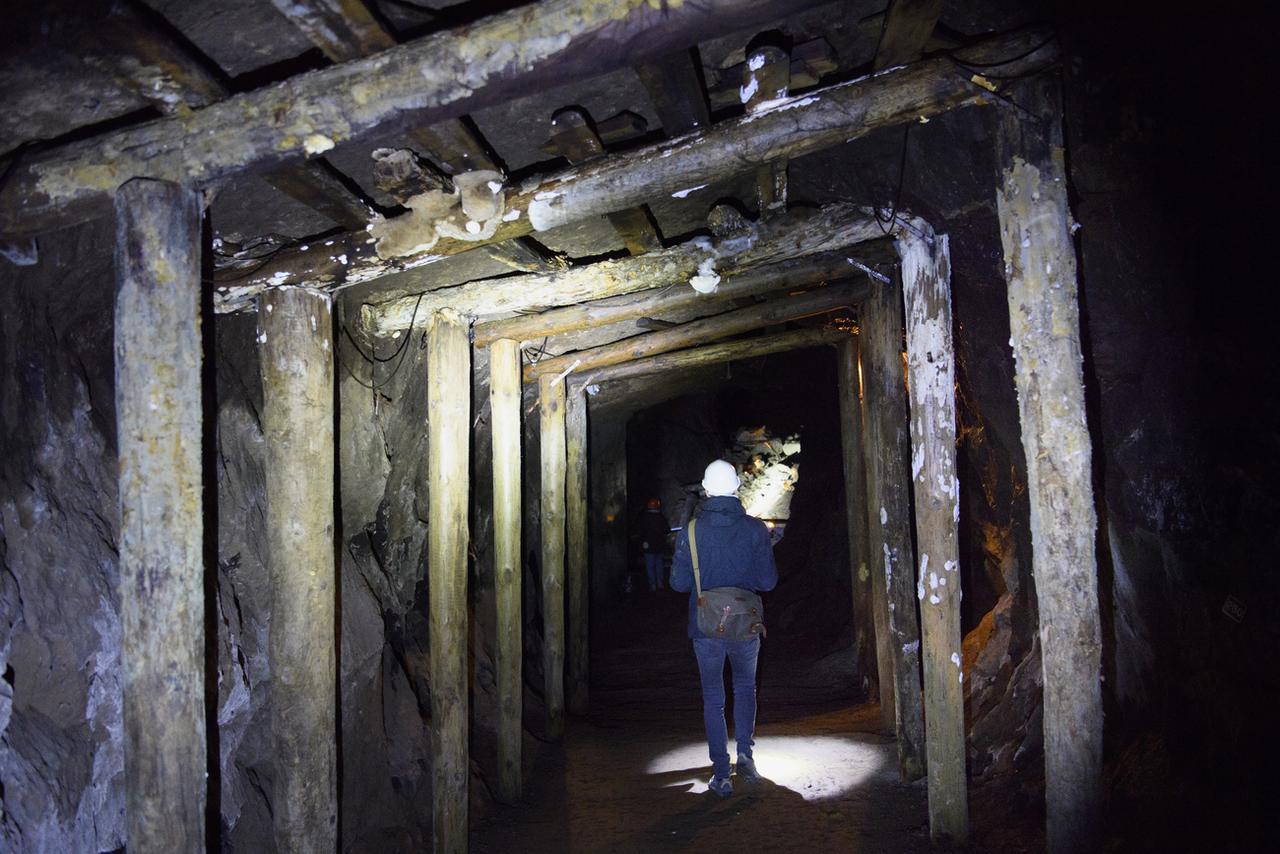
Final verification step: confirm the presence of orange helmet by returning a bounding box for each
[646,497,661,510]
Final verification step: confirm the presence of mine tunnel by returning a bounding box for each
[0,0,1271,853]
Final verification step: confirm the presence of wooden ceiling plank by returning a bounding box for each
[708,38,835,110]
[3,0,833,237]
[473,247,882,346]
[85,1,227,115]
[874,0,945,71]
[368,202,885,332]
[262,160,374,230]
[523,279,863,380]
[742,43,791,219]
[547,108,661,255]
[91,0,382,228]
[207,27,1055,311]
[571,326,845,388]
[634,49,712,137]
[403,122,567,272]
[267,0,397,63]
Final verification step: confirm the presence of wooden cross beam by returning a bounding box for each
[634,48,713,136]
[0,0,830,237]
[367,203,887,333]
[569,326,845,388]
[273,0,563,272]
[473,247,886,347]
[267,0,396,61]
[546,108,662,254]
[207,27,1056,310]
[874,0,946,71]
[524,279,864,381]
[743,42,792,218]
[90,0,375,229]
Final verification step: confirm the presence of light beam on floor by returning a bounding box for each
[646,735,889,801]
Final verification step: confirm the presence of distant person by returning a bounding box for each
[670,460,778,798]
[637,497,669,591]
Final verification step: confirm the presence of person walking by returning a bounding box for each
[637,497,669,591]
[669,459,778,797]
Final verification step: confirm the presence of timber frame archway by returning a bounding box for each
[8,1,1100,850]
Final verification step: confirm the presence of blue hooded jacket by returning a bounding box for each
[670,496,778,639]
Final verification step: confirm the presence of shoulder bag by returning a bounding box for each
[689,518,766,640]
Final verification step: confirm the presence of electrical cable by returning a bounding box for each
[945,34,1061,83]
[337,292,425,391]
[875,124,910,235]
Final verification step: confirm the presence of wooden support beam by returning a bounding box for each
[113,177,206,853]
[526,280,863,381]
[996,77,1102,854]
[373,203,886,332]
[426,310,471,852]
[205,27,1054,308]
[874,0,945,71]
[3,0,837,237]
[371,145,561,273]
[898,229,967,843]
[707,37,836,111]
[474,248,878,346]
[85,0,377,231]
[742,44,791,218]
[547,108,661,255]
[258,286,337,851]
[571,327,843,389]
[634,48,712,136]
[261,159,375,231]
[857,335,897,736]
[408,119,501,177]
[489,338,523,803]
[86,0,226,114]
[267,0,396,62]
[565,387,590,715]
[539,375,568,739]
[400,120,567,273]
[860,272,926,781]
[837,336,881,697]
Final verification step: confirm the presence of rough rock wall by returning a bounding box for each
[1058,8,1274,846]
[0,219,126,852]
[0,222,498,851]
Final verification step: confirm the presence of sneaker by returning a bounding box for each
[707,775,733,798]
[735,755,760,784]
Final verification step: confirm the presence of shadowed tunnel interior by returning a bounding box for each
[0,1,1272,853]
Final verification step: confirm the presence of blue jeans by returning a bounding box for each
[644,553,664,589]
[693,636,761,779]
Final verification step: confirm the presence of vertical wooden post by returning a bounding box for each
[426,310,471,852]
[836,337,883,697]
[113,177,206,853]
[898,230,968,842]
[743,43,790,218]
[854,339,898,736]
[565,386,590,715]
[997,78,1102,854]
[859,272,926,781]
[489,339,523,803]
[538,374,567,739]
[258,285,337,851]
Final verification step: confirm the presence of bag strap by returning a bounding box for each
[689,518,702,598]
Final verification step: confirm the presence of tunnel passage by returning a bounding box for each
[2,1,1270,853]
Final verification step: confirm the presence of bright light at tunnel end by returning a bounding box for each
[646,735,889,801]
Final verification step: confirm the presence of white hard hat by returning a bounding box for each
[701,460,740,497]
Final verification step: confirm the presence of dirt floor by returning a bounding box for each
[472,590,965,853]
